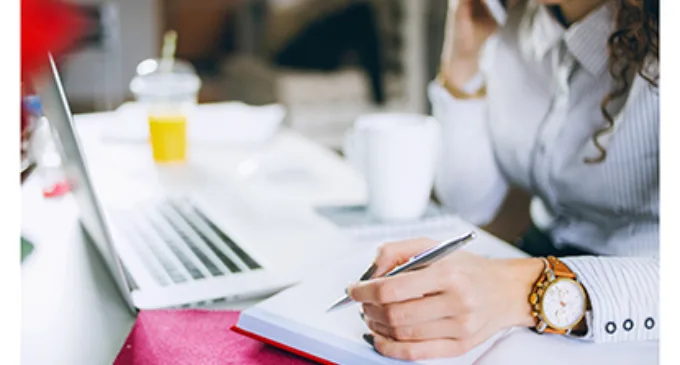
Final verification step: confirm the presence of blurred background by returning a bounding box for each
[50,0,528,240]
[60,0,450,151]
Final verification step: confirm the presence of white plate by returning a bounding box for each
[100,101,286,146]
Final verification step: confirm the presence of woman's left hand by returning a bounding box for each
[347,238,544,361]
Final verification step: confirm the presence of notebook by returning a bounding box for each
[233,220,528,365]
[315,203,463,243]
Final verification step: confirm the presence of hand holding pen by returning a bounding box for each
[328,232,476,312]
[336,232,545,361]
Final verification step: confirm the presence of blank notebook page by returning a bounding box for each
[237,222,527,364]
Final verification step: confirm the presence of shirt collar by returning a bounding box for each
[563,2,615,76]
[525,1,615,76]
[529,5,565,62]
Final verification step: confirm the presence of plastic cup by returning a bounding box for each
[148,111,187,163]
[129,58,200,162]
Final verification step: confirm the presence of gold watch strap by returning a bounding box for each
[436,73,487,100]
[531,256,589,335]
[548,256,577,279]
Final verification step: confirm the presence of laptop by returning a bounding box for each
[34,54,338,313]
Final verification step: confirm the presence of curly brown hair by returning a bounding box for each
[585,0,659,163]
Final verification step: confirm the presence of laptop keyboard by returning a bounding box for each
[109,195,262,287]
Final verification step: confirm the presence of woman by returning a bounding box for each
[347,0,659,360]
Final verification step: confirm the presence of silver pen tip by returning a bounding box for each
[326,296,353,312]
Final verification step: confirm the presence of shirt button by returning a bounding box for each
[645,317,655,330]
[623,319,634,331]
[538,143,547,154]
[605,322,617,334]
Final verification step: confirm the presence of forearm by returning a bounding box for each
[440,0,495,90]
[430,82,509,226]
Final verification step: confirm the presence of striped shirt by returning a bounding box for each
[430,0,658,343]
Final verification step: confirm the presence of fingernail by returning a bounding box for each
[362,333,375,347]
[359,263,378,281]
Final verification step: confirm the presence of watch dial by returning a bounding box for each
[542,279,586,329]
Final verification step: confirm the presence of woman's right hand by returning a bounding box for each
[440,0,509,88]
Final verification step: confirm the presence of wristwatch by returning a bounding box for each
[529,256,589,335]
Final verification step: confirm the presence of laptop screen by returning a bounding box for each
[35,54,136,313]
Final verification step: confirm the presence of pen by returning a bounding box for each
[326,231,477,312]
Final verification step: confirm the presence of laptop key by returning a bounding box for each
[109,210,173,287]
[120,208,189,284]
[157,202,228,277]
[165,200,245,273]
[142,205,207,281]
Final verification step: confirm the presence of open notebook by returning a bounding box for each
[233,221,528,364]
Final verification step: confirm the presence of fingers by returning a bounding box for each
[369,332,481,361]
[470,0,492,19]
[348,266,444,304]
[361,295,455,327]
[365,317,460,342]
[365,311,486,341]
[371,238,440,278]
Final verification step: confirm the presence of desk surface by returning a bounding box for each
[21,112,658,365]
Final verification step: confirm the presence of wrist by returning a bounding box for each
[440,58,481,91]
[498,257,545,328]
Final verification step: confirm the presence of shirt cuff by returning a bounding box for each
[561,256,659,343]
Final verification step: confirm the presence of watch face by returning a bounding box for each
[541,278,586,330]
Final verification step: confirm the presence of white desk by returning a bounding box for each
[21,112,658,365]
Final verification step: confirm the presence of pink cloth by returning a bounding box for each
[114,309,315,365]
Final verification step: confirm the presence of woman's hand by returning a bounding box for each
[347,238,544,361]
[441,0,518,88]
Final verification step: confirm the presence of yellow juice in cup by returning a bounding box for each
[148,113,187,163]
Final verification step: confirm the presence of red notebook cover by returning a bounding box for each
[114,309,318,365]
[231,325,338,365]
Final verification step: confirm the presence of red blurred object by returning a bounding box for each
[21,0,86,81]
[21,0,85,182]
[42,180,71,198]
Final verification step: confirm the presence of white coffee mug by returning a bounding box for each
[343,113,441,221]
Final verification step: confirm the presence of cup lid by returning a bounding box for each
[129,58,201,97]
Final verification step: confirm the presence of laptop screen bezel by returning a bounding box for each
[33,54,137,314]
